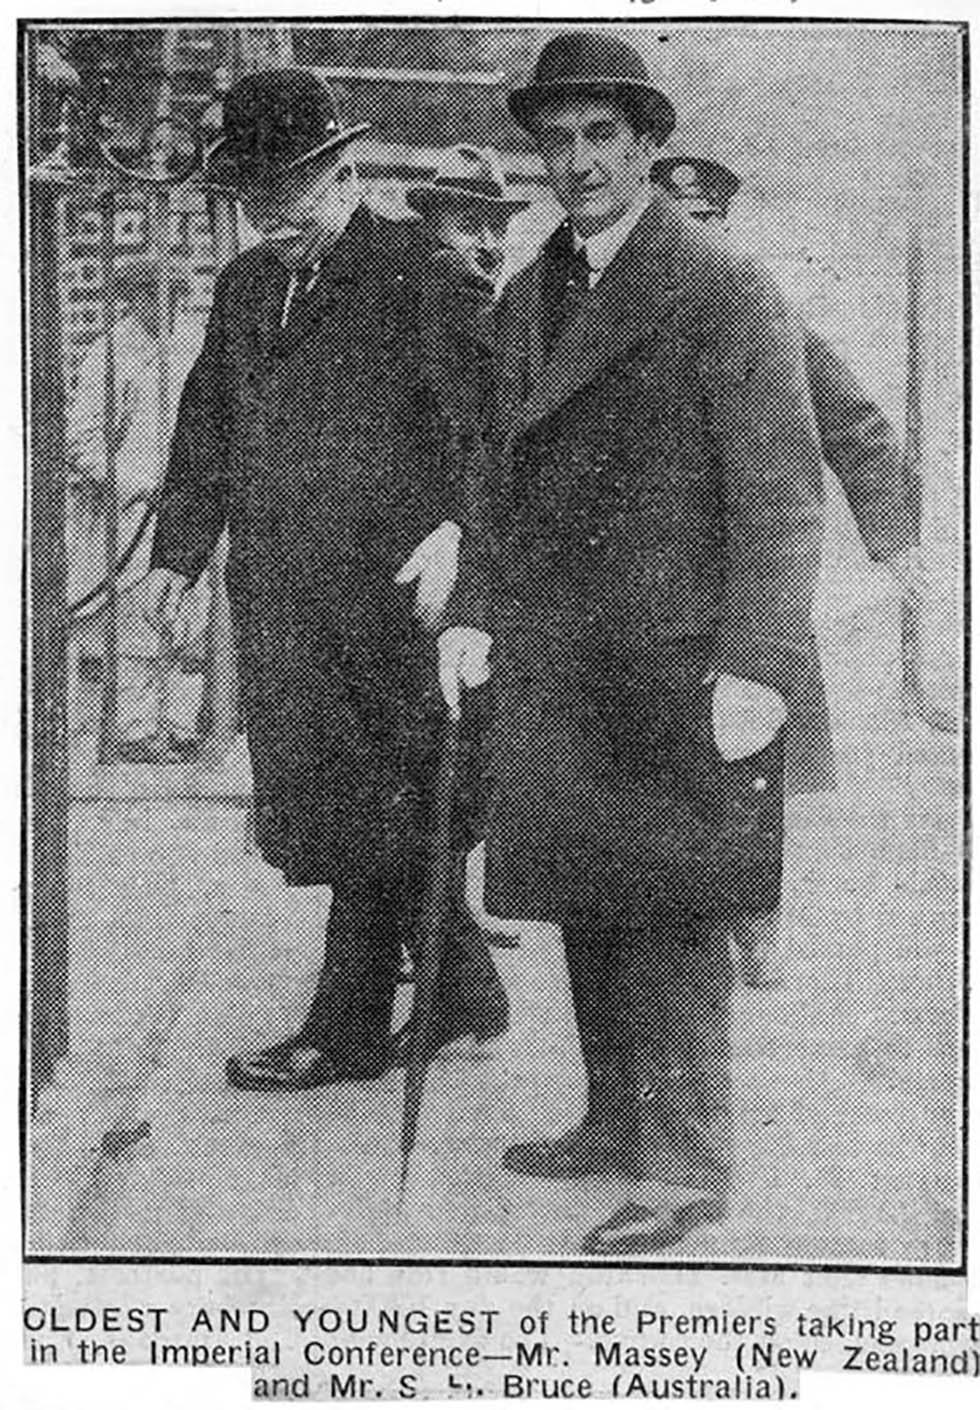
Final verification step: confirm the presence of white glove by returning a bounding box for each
[395,520,462,629]
[437,627,492,720]
[711,673,787,762]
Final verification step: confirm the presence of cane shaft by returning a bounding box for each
[398,714,461,1186]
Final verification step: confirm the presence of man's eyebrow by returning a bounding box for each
[535,120,575,139]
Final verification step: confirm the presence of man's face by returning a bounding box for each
[430,205,510,284]
[239,153,360,270]
[530,97,654,237]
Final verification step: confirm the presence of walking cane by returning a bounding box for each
[397,705,462,1207]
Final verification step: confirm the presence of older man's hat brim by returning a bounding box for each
[508,80,676,144]
[203,122,371,190]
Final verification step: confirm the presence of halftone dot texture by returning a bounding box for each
[29,21,962,1267]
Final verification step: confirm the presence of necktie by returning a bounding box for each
[543,237,591,355]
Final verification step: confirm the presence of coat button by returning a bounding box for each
[753,776,767,792]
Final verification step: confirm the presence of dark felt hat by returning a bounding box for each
[650,156,741,218]
[405,145,530,218]
[203,68,370,190]
[508,31,675,145]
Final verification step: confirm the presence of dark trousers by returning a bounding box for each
[564,910,735,1194]
[301,850,503,1057]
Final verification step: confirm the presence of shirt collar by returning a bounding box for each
[573,189,650,280]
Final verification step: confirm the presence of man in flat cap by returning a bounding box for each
[145,69,509,1089]
[397,145,528,624]
[652,154,921,987]
[440,31,827,1252]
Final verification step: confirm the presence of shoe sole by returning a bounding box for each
[581,1198,727,1255]
[225,1059,392,1091]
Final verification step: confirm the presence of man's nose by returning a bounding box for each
[570,134,595,175]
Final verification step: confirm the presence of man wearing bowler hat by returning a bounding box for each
[145,69,509,1089]
[652,154,920,987]
[439,31,827,1252]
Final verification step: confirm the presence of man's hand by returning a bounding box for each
[395,520,462,629]
[437,626,492,720]
[711,673,787,762]
[143,567,192,649]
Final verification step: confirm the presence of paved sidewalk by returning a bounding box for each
[29,598,963,1264]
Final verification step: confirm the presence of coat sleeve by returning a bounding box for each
[702,261,825,700]
[805,327,917,561]
[148,270,232,585]
[440,279,514,634]
[416,248,496,539]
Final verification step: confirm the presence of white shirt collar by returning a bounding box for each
[574,190,650,284]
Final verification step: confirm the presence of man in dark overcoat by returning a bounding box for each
[145,69,508,1089]
[440,32,827,1252]
[651,154,920,986]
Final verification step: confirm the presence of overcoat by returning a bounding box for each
[150,206,470,884]
[805,326,917,565]
[453,195,828,924]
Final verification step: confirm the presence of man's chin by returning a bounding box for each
[566,195,637,236]
[565,193,619,232]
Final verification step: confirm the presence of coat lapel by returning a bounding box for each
[512,196,684,439]
[494,258,544,454]
[249,254,292,359]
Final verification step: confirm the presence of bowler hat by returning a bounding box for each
[204,68,370,190]
[406,145,530,218]
[508,31,675,145]
[650,157,741,218]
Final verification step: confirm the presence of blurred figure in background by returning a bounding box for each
[397,144,519,617]
[395,144,528,975]
[651,155,921,989]
[66,258,207,759]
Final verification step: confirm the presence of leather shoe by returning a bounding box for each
[225,1036,392,1091]
[391,999,509,1066]
[581,1196,727,1255]
[502,1120,639,1179]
